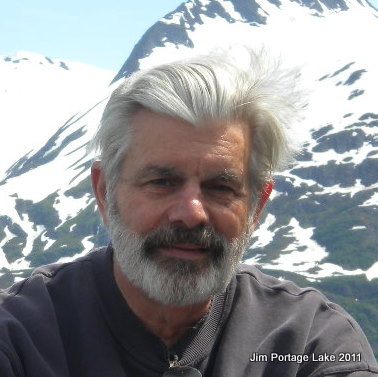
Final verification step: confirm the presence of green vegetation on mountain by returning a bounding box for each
[0,216,27,263]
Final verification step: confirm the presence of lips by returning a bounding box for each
[172,243,207,251]
[159,243,208,260]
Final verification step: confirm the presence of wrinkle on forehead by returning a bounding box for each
[122,109,251,181]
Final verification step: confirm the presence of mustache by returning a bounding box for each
[142,225,228,255]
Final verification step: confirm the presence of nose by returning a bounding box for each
[167,182,209,228]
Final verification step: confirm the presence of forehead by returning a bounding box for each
[125,109,250,174]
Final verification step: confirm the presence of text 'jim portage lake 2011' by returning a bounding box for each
[249,352,362,364]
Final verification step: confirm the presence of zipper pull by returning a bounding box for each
[169,353,179,367]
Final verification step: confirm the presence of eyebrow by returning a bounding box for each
[133,165,182,182]
[209,169,244,189]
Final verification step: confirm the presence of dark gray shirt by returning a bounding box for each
[0,246,377,376]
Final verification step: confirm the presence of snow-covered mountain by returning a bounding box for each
[0,51,115,175]
[1,0,377,347]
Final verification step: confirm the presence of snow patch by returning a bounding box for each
[268,219,328,273]
[366,261,378,281]
[359,192,378,207]
[55,238,93,265]
[252,214,277,248]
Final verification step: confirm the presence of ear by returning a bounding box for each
[91,161,108,224]
[252,180,273,226]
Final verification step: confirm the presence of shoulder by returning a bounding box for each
[234,263,362,328]
[0,247,110,376]
[28,246,108,285]
[232,264,342,332]
[0,247,108,319]
[235,263,324,300]
[229,264,378,375]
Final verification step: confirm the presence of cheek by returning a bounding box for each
[115,191,167,233]
[211,204,249,239]
[114,189,138,226]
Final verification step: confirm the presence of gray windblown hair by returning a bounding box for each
[91,48,304,212]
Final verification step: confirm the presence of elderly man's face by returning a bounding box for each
[114,109,251,249]
[96,108,253,305]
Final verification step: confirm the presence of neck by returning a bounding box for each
[113,261,212,348]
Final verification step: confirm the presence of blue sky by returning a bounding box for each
[0,0,183,71]
[1,0,378,72]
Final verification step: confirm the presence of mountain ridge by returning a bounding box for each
[1,0,377,282]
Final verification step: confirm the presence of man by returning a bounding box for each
[0,49,377,377]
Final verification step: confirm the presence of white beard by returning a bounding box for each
[107,203,250,306]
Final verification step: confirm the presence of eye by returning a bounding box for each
[211,184,234,193]
[205,183,238,199]
[149,178,175,187]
